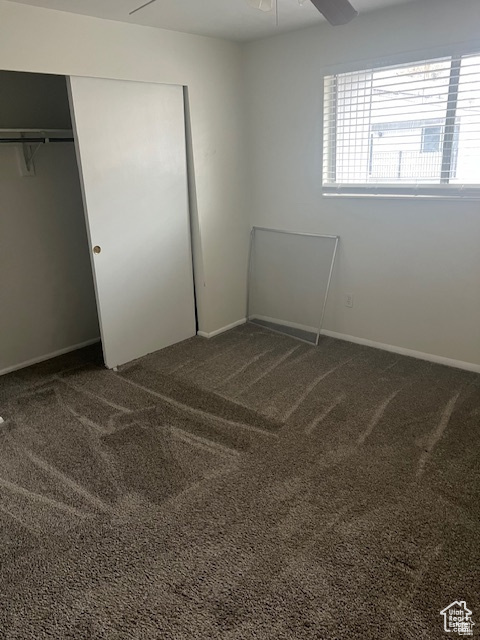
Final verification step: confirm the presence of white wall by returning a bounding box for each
[0,0,249,336]
[243,0,480,368]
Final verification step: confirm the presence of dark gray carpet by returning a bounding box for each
[0,324,478,639]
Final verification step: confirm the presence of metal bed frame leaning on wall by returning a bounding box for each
[246,226,340,346]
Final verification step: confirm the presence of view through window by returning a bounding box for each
[323,53,480,196]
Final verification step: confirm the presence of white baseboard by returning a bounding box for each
[320,329,480,374]
[197,318,246,339]
[200,315,480,373]
[0,338,101,377]
[249,315,318,335]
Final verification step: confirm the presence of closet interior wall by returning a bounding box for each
[0,71,100,375]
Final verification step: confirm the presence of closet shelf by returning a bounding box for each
[0,129,74,143]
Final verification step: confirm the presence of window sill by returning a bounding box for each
[323,193,480,201]
[322,187,480,201]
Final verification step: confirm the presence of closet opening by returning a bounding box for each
[0,70,102,376]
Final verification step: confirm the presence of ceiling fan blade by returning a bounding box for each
[129,0,157,16]
[309,0,358,25]
[246,0,275,12]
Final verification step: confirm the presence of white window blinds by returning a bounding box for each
[323,52,480,197]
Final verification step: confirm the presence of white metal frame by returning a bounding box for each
[246,226,339,345]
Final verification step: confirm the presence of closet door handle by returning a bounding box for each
[93,245,102,254]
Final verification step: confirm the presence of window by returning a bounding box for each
[323,52,480,197]
[422,125,443,153]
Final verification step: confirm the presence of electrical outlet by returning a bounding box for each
[345,293,354,308]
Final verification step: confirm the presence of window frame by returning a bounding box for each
[421,125,443,154]
[321,47,480,200]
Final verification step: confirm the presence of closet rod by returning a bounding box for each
[0,137,74,144]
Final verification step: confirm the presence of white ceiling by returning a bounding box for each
[8,0,419,42]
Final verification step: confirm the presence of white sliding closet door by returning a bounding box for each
[68,77,196,369]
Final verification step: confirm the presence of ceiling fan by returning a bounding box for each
[247,0,358,26]
[130,0,358,27]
